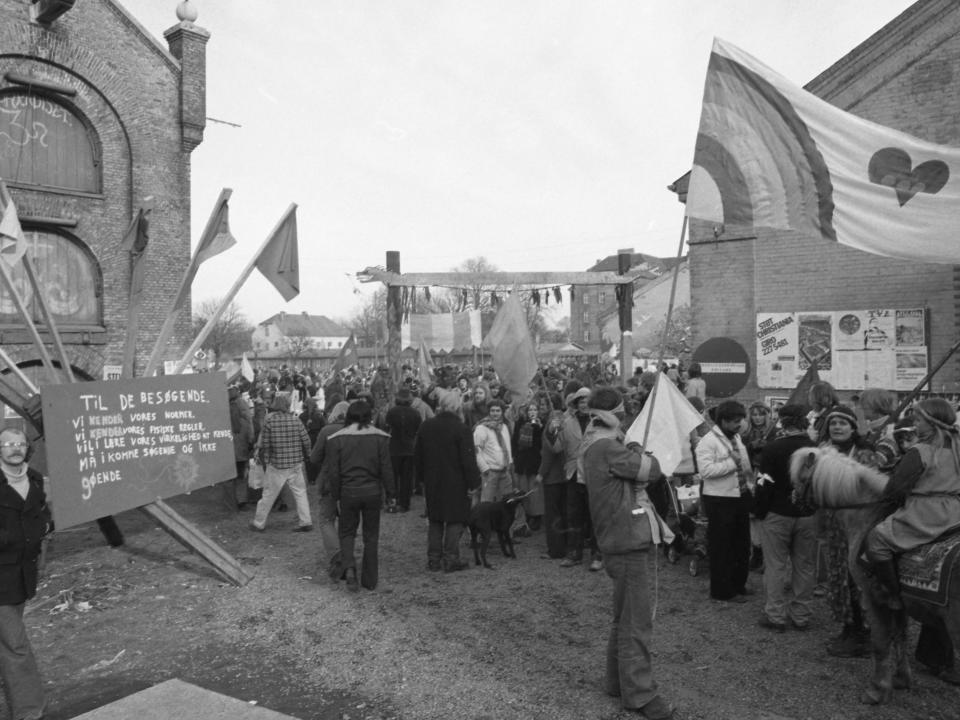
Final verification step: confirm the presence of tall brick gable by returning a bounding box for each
[0,0,207,381]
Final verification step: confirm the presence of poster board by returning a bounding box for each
[756,309,927,391]
[42,372,234,529]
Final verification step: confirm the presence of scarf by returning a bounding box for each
[481,417,511,464]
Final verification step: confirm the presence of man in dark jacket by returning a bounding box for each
[581,388,674,720]
[310,401,350,580]
[414,390,480,572]
[323,401,394,591]
[0,426,52,720]
[383,387,422,513]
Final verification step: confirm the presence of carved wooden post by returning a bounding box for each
[386,251,402,388]
[617,248,634,381]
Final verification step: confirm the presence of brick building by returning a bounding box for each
[0,0,208,391]
[682,0,960,401]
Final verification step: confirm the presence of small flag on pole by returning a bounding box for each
[0,180,27,268]
[255,205,299,301]
[332,332,359,373]
[417,339,434,387]
[194,192,237,265]
[482,293,539,401]
[625,374,706,476]
[241,352,255,383]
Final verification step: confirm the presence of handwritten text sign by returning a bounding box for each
[42,373,234,529]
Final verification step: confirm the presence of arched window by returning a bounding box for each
[0,230,101,327]
[0,92,100,193]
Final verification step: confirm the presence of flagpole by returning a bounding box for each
[0,346,39,393]
[173,203,296,374]
[0,372,29,406]
[0,261,59,384]
[21,255,75,382]
[640,214,688,450]
[144,188,233,378]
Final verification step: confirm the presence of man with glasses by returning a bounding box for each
[0,426,52,720]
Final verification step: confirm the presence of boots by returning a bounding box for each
[749,544,764,572]
[345,567,359,592]
[873,559,904,610]
[827,624,870,658]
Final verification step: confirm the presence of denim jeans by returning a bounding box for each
[760,512,817,624]
[0,603,45,720]
[604,551,659,710]
[339,494,382,589]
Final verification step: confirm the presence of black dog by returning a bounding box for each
[469,490,530,569]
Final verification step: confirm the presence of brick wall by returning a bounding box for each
[688,0,960,401]
[0,0,205,380]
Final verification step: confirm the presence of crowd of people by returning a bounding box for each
[8,356,960,720]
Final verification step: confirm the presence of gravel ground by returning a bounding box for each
[20,484,960,720]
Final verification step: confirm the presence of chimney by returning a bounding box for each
[164,3,209,153]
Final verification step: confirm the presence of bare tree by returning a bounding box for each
[284,329,316,360]
[344,287,387,347]
[651,304,693,360]
[192,298,253,369]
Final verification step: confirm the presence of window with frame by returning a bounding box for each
[584,328,592,342]
[582,311,590,324]
[0,229,101,327]
[0,92,101,193]
[599,291,606,304]
[582,293,590,305]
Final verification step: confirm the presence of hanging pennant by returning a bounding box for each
[424,286,431,303]
[532,291,540,307]
[569,286,575,302]
[554,286,562,305]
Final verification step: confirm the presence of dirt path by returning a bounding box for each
[23,486,960,720]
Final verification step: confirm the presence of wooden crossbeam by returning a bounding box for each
[139,499,254,587]
[357,269,655,287]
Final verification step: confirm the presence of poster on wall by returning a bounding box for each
[756,308,928,390]
[797,314,832,371]
[755,313,798,388]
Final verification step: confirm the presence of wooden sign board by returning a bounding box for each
[42,372,234,529]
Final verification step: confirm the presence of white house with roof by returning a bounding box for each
[252,312,350,353]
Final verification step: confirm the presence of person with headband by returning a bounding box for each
[864,398,960,623]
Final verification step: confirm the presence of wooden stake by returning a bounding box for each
[22,255,75,382]
[0,260,58,384]
[139,499,254,586]
[144,189,233,378]
[640,215,688,450]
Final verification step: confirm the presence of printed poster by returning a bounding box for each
[798,313,832,372]
[755,313,798,388]
[895,309,925,346]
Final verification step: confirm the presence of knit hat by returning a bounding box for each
[588,386,623,412]
[893,417,916,436]
[822,404,857,428]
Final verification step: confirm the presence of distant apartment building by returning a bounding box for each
[569,253,678,352]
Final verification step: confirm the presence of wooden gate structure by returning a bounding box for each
[357,249,648,386]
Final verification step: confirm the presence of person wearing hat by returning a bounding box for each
[753,404,817,632]
[580,387,675,720]
[819,404,874,657]
[383,387,422,513]
[559,386,603,570]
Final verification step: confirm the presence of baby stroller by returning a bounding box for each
[660,477,708,576]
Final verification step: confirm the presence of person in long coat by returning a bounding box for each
[413,391,481,572]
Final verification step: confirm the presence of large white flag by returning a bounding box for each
[688,38,960,264]
[625,374,705,476]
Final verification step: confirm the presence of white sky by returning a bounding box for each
[120,0,913,327]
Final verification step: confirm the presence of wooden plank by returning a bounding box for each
[357,269,655,287]
[139,499,254,587]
